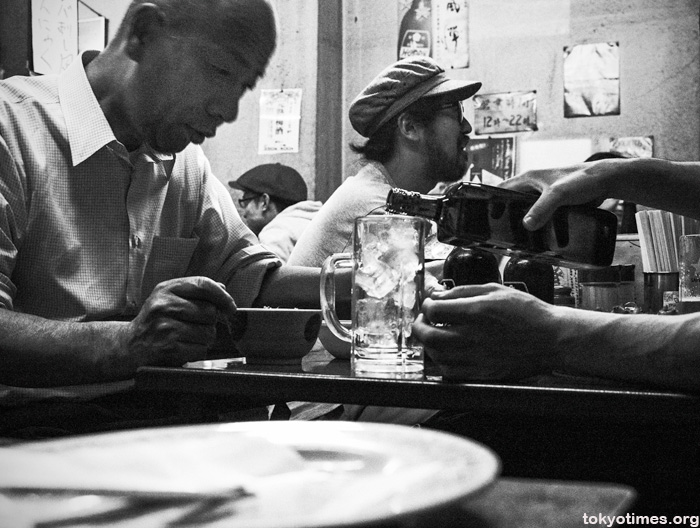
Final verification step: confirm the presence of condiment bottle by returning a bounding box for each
[443,247,501,287]
[385,182,618,269]
[503,256,554,303]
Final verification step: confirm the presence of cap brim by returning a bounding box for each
[228,180,246,191]
[422,79,482,103]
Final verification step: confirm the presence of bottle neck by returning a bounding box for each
[385,188,441,221]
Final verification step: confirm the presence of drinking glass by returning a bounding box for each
[321,215,427,377]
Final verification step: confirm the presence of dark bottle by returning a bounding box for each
[397,0,432,60]
[443,247,501,287]
[503,256,554,303]
[619,201,638,234]
[385,182,618,269]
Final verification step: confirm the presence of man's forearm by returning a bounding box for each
[254,265,352,309]
[602,158,700,220]
[0,309,132,387]
[553,308,700,391]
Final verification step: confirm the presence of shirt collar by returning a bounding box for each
[58,51,118,166]
[58,51,176,179]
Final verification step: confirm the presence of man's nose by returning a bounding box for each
[208,96,240,124]
[461,118,473,135]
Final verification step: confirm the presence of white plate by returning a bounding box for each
[0,421,500,528]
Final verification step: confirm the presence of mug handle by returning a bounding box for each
[320,253,353,342]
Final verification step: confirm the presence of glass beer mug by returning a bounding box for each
[321,215,427,377]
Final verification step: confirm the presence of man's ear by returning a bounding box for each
[396,112,424,143]
[260,193,271,211]
[124,3,166,62]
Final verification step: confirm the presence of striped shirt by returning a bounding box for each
[0,52,280,322]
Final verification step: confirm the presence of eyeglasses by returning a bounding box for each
[437,101,466,123]
[238,194,261,208]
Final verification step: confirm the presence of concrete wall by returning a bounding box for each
[342,0,700,180]
[3,0,698,198]
[203,0,322,202]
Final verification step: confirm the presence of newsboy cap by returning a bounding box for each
[229,163,307,203]
[349,56,482,138]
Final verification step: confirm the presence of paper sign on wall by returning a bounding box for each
[601,136,653,158]
[31,0,78,74]
[473,91,537,135]
[258,89,302,155]
[432,0,469,69]
[564,42,620,118]
[398,0,469,68]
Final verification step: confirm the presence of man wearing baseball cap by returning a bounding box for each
[229,163,322,262]
[289,55,480,268]
[288,56,480,424]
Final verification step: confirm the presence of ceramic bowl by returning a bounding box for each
[230,308,322,364]
[318,320,352,360]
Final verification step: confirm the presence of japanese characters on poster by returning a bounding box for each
[564,42,620,118]
[473,91,537,135]
[433,0,469,69]
[398,0,469,68]
[31,0,78,75]
[258,89,302,155]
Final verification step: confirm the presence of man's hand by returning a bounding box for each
[413,283,560,381]
[126,277,237,367]
[499,162,611,231]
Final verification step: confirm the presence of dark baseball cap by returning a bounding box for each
[349,56,481,138]
[228,163,307,203]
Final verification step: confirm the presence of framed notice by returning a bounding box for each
[473,91,537,135]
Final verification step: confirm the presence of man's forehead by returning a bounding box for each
[184,35,268,79]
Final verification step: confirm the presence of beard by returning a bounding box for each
[424,133,468,183]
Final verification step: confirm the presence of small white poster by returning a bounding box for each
[31,0,78,75]
[258,89,302,154]
[432,0,469,69]
[564,42,620,118]
[602,136,654,158]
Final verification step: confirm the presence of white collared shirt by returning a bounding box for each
[0,51,280,321]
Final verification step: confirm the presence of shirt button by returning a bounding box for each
[131,234,141,249]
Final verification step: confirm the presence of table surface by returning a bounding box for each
[0,477,636,528]
[453,478,635,528]
[136,342,700,424]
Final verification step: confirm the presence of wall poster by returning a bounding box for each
[467,137,515,183]
[564,42,620,118]
[397,0,469,68]
[601,136,653,158]
[398,0,432,59]
[473,91,537,135]
[78,1,108,55]
[258,89,302,155]
[31,0,78,74]
[432,0,469,69]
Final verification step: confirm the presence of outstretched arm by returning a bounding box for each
[499,158,700,230]
[413,284,700,391]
